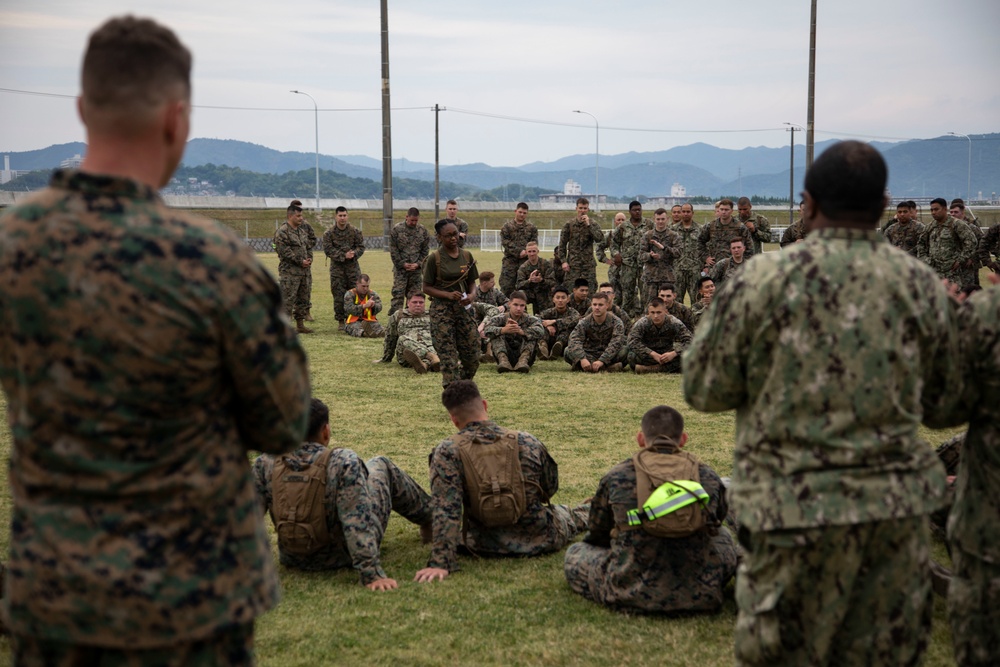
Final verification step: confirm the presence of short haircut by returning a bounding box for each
[516,202,529,211]
[407,207,420,217]
[719,198,734,208]
[576,197,590,207]
[590,292,610,304]
[930,198,948,208]
[508,290,527,302]
[803,141,888,225]
[698,276,715,290]
[551,285,569,296]
[479,271,495,282]
[659,283,676,293]
[641,405,684,441]
[441,380,482,416]
[574,278,590,289]
[81,16,192,132]
[435,219,456,234]
[447,199,458,206]
[287,201,302,216]
[307,398,330,441]
[407,290,425,302]
[737,196,751,206]
[906,200,917,210]
[335,205,348,214]
[730,237,745,247]
[599,282,613,290]
[629,201,642,210]
[896,202,908,210]
[358,273,370,283]
[525,240,538,249]
[950,199,966,209]
[671,205,682,211]
[647,297,665,309]
[654,207,668,216]
[680,203,693,211]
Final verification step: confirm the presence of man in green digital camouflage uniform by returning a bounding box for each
[684,142,964,666]
[322,205,366,330]
[482,291,546,373]
[883,201,924,257]
[558,198,605,294]
[917,198,978,286]
[737,196,772,256]
[564,292,626,372]
[610,201,653,318]
[673,204,702,305]
[698,199,754,274]
[538,286,581,360]
[275,199,315,333]
[499,202,538,296]
[0,16,312,664]
[626,298,692,374]
[641,208,681,307]
[388,208,430,315]
[515,241,556,315]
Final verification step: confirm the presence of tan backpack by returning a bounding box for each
[270,448,334,555]
[628,448,709,538]
[456,428,528,527]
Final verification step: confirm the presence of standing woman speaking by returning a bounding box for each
[423,219,481,387]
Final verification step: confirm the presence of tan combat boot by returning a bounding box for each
[537,340,550,360]
[481,341,496,363]
[514,349,532,373]
[296,319,314,334]
[427,352,442,372]
[401,348,428,374]
[337,320,345,332]
[496,353,513,373]
[606,362,623,373]
[305,309,315,322]
[634,364,663,374]
[550,341,564,360]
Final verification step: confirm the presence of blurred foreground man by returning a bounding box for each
[0,16,311,665]
[684,142,963,666]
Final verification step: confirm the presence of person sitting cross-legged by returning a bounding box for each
[564,292,626,373]
[343,274,384,338]
[627,297,692,374]
[483,290,545,374]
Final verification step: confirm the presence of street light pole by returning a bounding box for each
[573,110,599,213]
[290,90,321,212]
[783,123,802,225]
[948,132,972,203]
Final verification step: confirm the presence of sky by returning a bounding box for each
[1,0,998,169]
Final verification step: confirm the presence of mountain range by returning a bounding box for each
[4,133,998,200]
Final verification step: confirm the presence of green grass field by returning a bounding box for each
[0,246,969,666]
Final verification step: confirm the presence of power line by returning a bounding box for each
[446,107,776,133]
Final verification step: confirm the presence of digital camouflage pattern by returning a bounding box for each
[483,312,546,366]
[640,226,681,306]
[710,255,748,288]
[322,223,365,322]
[946,285,1000,666]
[558,217,605,293]
[739,212,772,255]
[671,222,703,305]
[690,299,711,330]
[963,218,989,287]
[499,218,538,295]
[380,308,436,367]
[917,215,978,284]
[611,219,653,317]
[426,420,588,572]
[666,301,694,332]
[0,170,311,647]
[567,295,591,317]
[538,305,581,349]
[698,218,755,266]
[253,444,431,584]
[424,249,481,387]
[475,286,509,310]
[388,221,430,314]
[565,313,627,367]
[882,219,925,257]
[779,219,806,247]
[983,223,1000,269]
[564,453,736,613]
[595,229,619,297]
[626,314,692,372]
[515,257,556,313]
[583,303,632,333]
[343,288,384,338]
[275,218,314,318]
[301,221,317,312]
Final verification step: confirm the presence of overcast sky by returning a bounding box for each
[2,1,998,168]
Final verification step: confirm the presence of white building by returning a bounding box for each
[60,154,84,169]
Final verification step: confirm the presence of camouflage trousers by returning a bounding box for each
[607,263,622,306]
[466,503,590,556]
[521,287,551,316]
[617,264,643,318]
[305,270,313,311]
[329,262,361,323]
[565,263,598,295]
[627,348,682,373]
[345,320,385,338]
[396,337,436,368]
[564,530,737,614]
[545,327,573,350]
[366,456,433,533]
[11,621,255,667]
[429,299,480,387]
[948,546,1000,667]
[390,269,422,315]
[499,258,523,297]
[735,517,933,667]
[279,271,310,320]
[674,268,701,306]
[491,335,537,367]
[564,346,627,369]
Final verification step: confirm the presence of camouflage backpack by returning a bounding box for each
[271,448,334,555]
[626,448,710,538]
[456,428,528,527]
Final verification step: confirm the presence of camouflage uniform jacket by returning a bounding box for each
[983,223,999,264]
[964,218,990,269]
[582,453,731,613]
[684,227,963,533]
[710,255,748,287]
[627,315,692,358]
[558,218,605,269]
[452,217,469,247]
[302,221,317,251]
[671,222,703,272]
[476,286,509,309]
[322,223,366,266]
[584,304,632,333]
[388,221,430,272]
[883,220,925,257]
[500,220,539,263]
[275,220,314,276]
[595,227,614,265]
[427,420,561,572]
[568,295,591,317]
[917,215,977,280]
[779,219,806,247]
[666,302,694,332]
[252,443,388,584]
[0,170,311,647]
[641,226,682,285]
[470,301,500,326]
[515,258,556,297]
[381,308,434,362]
[483,312,546,342]
[344,289,383,320]
[698,218,755,265]
[690,300,711,330]
[610,219,653,267]
[538,305,581,338]
[739,212,772,255]
[948,287,1000,564]
[566,314,627,365]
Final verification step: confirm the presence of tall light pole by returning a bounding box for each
[948,132,972,202]
[290,90,321,212]
[783,123,803,225]
[380,0,393,244]
[573,110,599,212]
[805,0,817,168]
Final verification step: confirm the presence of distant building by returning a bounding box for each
[645,182,688,207]
[538,179,606,205]
[60,154,84,169]
[1,155,32,185]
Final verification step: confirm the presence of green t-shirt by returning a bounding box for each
[423,249,479,298]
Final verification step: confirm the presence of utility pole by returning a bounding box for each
[434,104,441,221]
[806,0,817,168]
[380,0,393,246]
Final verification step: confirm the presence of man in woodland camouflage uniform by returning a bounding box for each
[323,205,366,330]
[558,197,605,293]
[564,405,737,613]
[658,284,694,332]
[414,381,588,583]
[641,208,681,306]
[388,207,430,314]
[780,203,808,248]
[275,199,315,333]
[253,398,431,591]
[610,201,653,317]
[0,16,311,664]
[499,202,538,296]
[710,238,749,289]
[475,271,509,312]
[377,292,440,374]
[444,199,469,248]
[626,298,692,374]
[673,204,702,305]
[538,286,581,361]
[684,142,964,666]
[917,198,978,285]
[698,198,754,272]
[515,241,556,315]
[483,291,545,373]
[299,206,318,322]
[737,196,772,256]
[883,201,924,256]
[597,212,626,302]
[951,199,988,287]
[564,292,626,372]
[343,274,384,338]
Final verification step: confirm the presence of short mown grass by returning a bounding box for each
[0,245,967,666]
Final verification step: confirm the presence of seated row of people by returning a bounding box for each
[252,383,735,615]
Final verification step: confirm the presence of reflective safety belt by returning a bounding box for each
[626,480,709,527]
